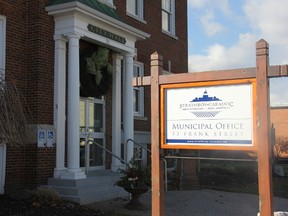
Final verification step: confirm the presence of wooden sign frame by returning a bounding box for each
[132,39,288,216]
[160,78,257,151]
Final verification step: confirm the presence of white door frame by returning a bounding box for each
[0,143,6,194]
[80,97,106,172]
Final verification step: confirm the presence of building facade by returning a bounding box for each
[0,0,187,202]
[271,106,288,158]
[271,106,288,138]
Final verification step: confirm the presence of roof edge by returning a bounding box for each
[45,2,150,40]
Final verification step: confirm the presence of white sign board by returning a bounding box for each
[47,130,55,147]
[161,79,256,150]
[37,129,46,147]
[37,125,56,148]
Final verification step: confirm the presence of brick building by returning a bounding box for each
[271,106,288,158]
[271,106,288,138]
[0,0,187,203]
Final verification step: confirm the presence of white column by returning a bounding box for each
[123,53,134,163]
[111,53,123,172]
[61,34,86,179]
[53,35,67,178]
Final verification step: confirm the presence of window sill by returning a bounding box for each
[134,116,148,121]
[127,12,147,24]
[162,30,178,40]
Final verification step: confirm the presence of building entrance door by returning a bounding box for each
[0,143,6,194]
[80,97,105,172]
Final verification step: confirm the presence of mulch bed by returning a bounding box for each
[0,195,126,216]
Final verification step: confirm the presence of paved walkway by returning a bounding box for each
[86,189,288,216]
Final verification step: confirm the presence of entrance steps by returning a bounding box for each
[42,170,128,205]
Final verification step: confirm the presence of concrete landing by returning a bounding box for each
[42,170,127,205]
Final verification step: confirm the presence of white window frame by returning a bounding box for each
[133,61,144,117]
[0,143,6,194]
[161,0,175,35]
[126,0,144,21]
[133,144,148,167]
[0,16,6,75]
[0,16,6,194]
[98,0,114,7]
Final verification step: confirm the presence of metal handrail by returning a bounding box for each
[87,139,129,167]
[126,138,151,153]
[126,138,168,192]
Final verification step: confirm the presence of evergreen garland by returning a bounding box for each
[80,47,112,97]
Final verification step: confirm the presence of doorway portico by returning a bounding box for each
[46,1,150,180]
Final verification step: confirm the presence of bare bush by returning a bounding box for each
[274,136,288,158]
[0,68,36,146]
[31,188,62,207]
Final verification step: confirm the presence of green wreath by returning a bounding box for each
[80,47,112,97]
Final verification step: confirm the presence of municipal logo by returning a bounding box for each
[179,90,234,117]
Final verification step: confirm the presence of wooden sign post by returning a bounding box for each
[150,53,164,216]
[133,39,288,216]
[256,40,273,215]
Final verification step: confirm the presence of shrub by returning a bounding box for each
[274,136,288,158]
[31,188,62,207]
[115,157,151,189]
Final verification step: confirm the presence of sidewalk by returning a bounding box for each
[86,189,288,216]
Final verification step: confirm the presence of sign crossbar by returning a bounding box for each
[164,155,257,162]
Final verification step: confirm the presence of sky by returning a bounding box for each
[187,0,288,106]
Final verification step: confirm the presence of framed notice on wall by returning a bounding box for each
[160,79,257,150]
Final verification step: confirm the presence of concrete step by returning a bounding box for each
[57,185,128,205]
[47,171,121,187]
[42,170,128,205]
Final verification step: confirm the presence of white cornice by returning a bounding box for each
[45,2,150,40]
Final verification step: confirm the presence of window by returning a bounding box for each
[0,16,6,75]
[98,0,114,6]
[133,144,148,167]
[127,0,144,20]
[133,61,144,116]
[0,16,5,195]
[162,0,175,35]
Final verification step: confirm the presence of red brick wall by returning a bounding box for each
[270,107,288,137]
[0,1,28,93]
[5,146,29,193]
[2,143,55,193]
[1,0,56,193]
[105,87,113,168]
[115,0,188,72]
[1,0,188,192]
[26,0,55,124]
[114,0,188,132]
